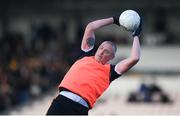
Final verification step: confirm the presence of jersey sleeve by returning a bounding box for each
[110,65,121,83]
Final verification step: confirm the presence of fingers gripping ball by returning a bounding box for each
[132,18,142,37]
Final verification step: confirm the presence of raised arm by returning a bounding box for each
[115,19,142,75]
[115,36,141,74]
[81,17,114,52]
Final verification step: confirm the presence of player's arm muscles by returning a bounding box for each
[115,36,141,75]
[81,17,114,52]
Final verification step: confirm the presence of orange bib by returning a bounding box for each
[59,56,110,108]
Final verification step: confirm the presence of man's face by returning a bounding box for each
[95,42,115,64]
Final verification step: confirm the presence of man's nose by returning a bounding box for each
[99,50,104,55]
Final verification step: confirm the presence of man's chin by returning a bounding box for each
[95,58,101,63]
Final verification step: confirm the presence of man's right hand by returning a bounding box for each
[132,18,142,37]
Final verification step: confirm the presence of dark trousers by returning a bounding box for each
[46,94,89,115]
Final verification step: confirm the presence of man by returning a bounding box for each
[46,14,142,115]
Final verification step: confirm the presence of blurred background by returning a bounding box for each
[0,0,180,115]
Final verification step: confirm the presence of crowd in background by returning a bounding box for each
[0,21,84,112]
